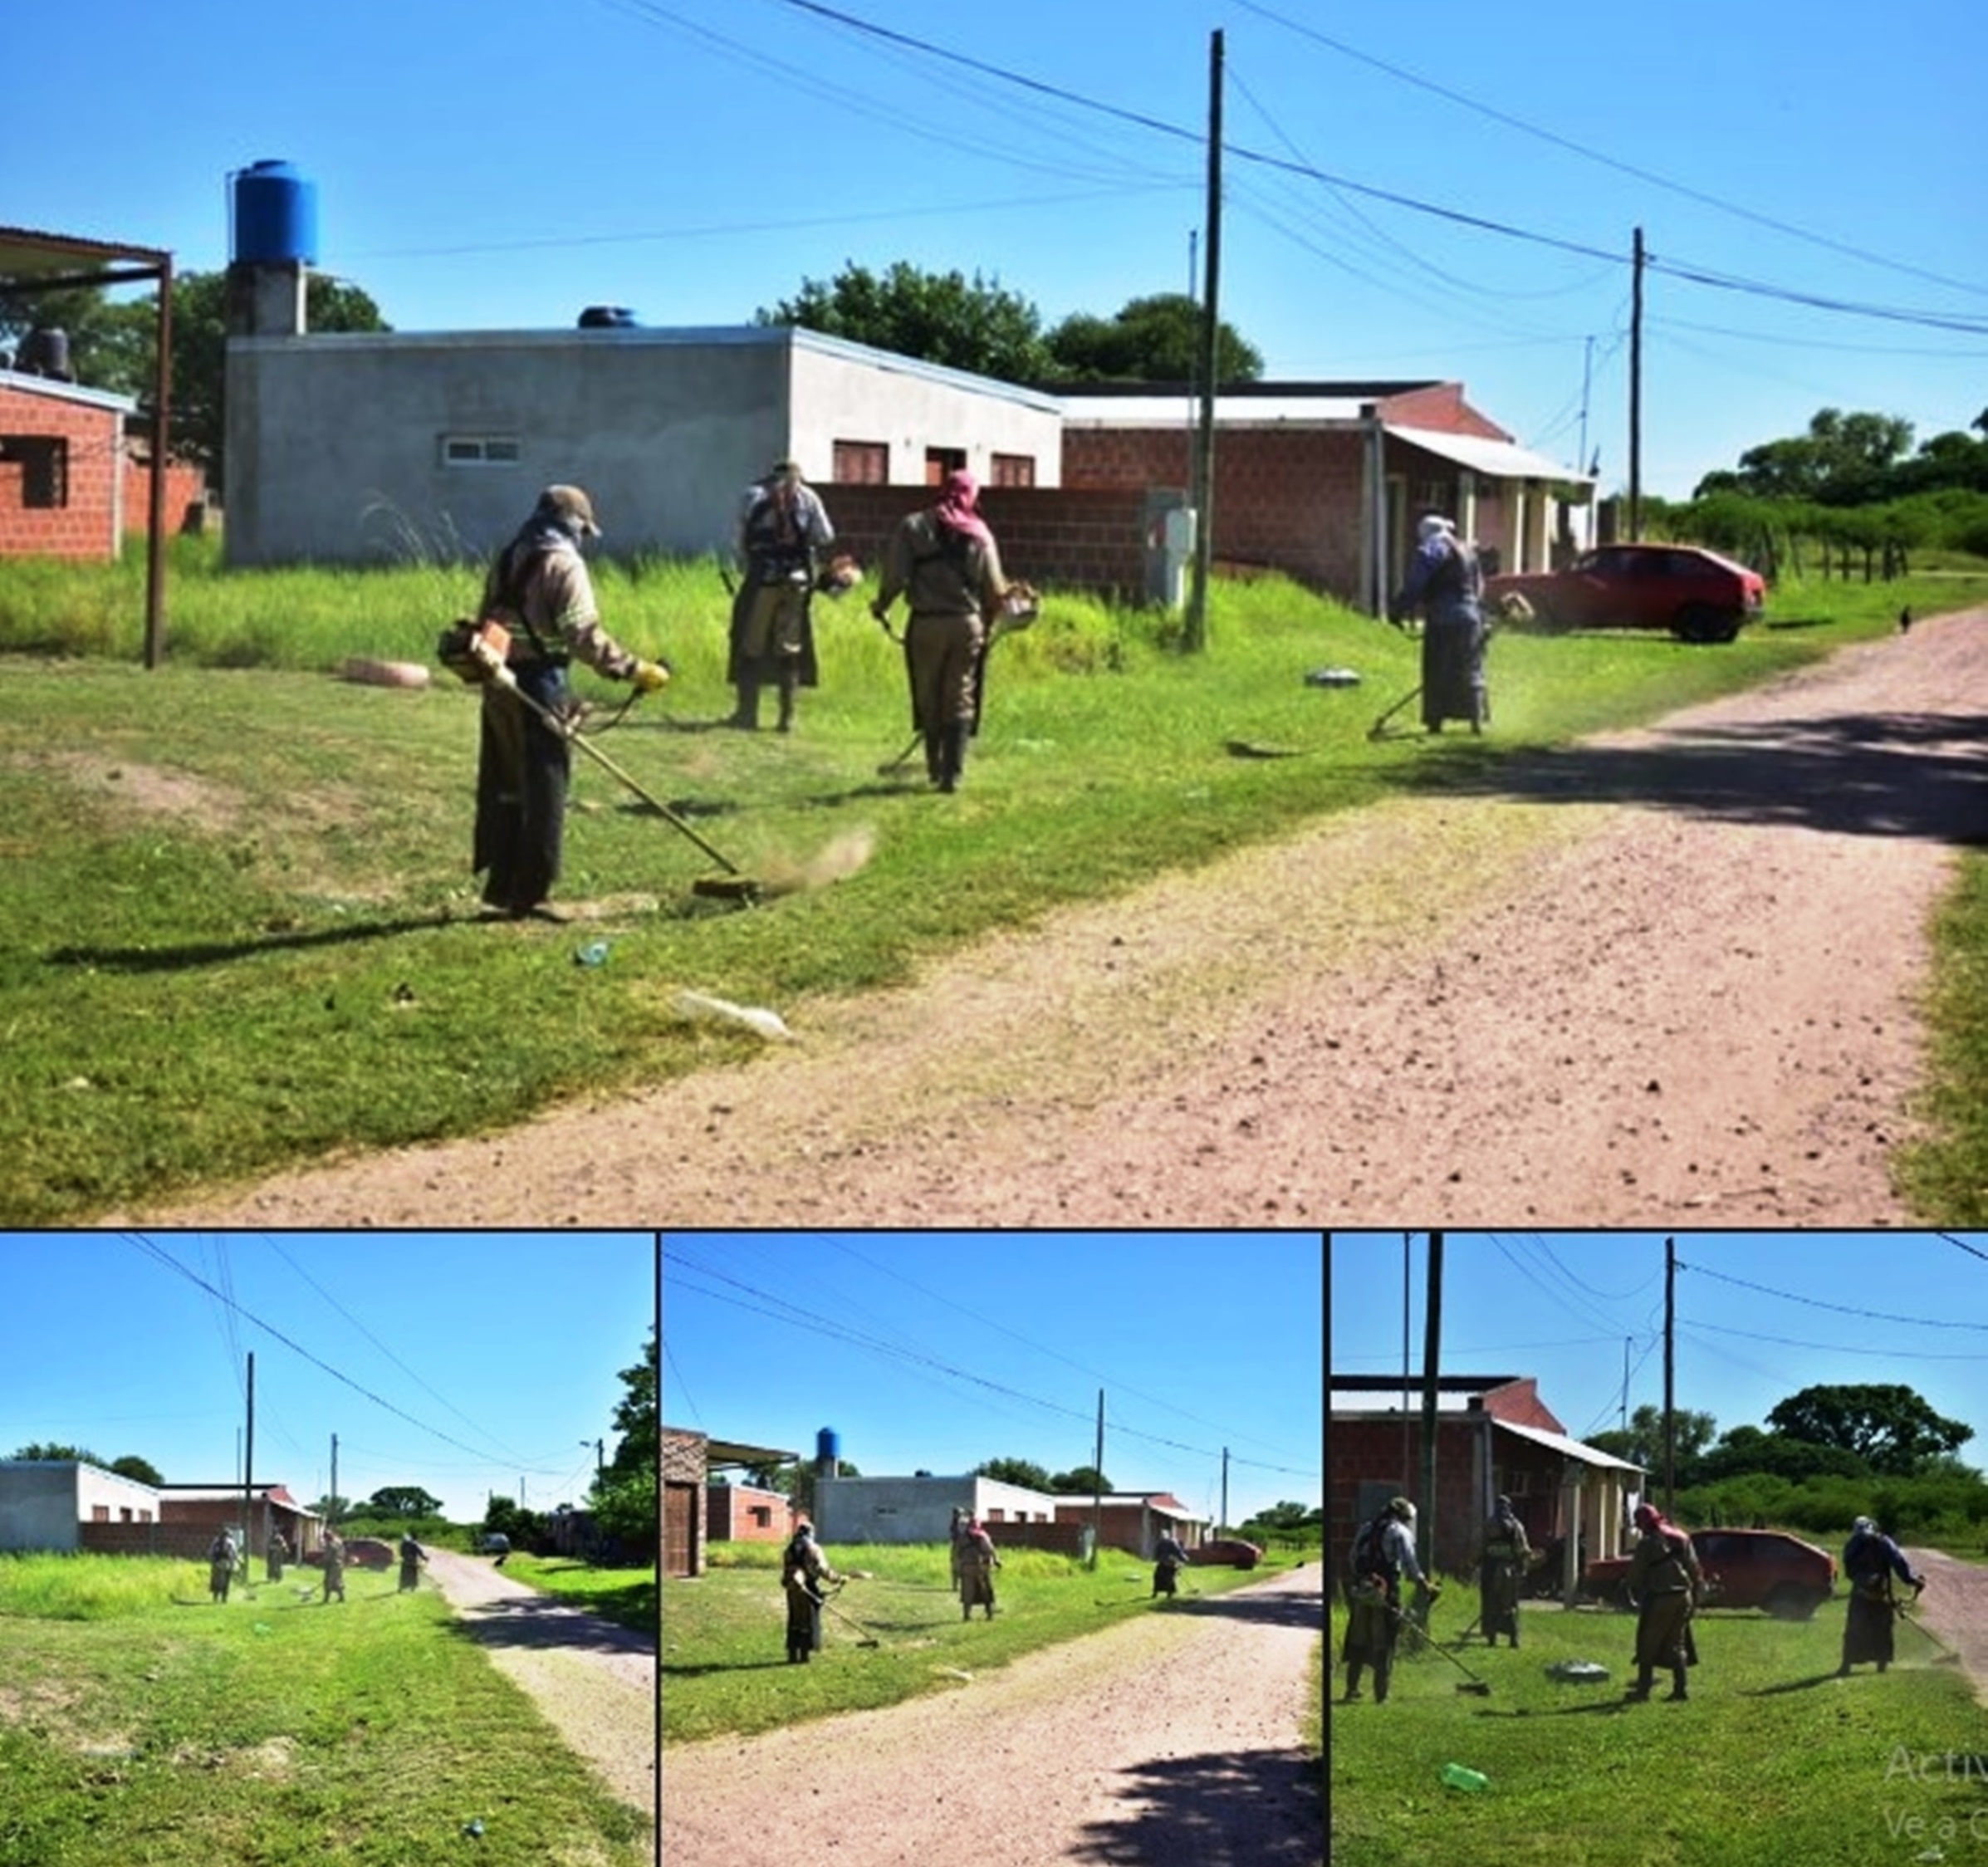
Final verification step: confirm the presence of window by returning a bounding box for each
[439,434,521,467]
[990,452,1035,488]
[924,446,967,484]
[120,1507,133,1523]
[750,1506,771,1529]
[91,1505,110,1522]
[1,434,68,507]
[833,439,889,484]
[986,1508,1006,1523]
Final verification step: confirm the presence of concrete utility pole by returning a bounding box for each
[1089,1389,1105,1571]
[1183,27,1223,652]
[1628,226,1645,542]
[242,1351,255,1576]
[1662,1235,1677,1514]
[1220,1447,1229,1536]
[1417,1232,1443,1610]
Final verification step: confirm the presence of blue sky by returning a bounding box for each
[1330,1233,1988,1458]
[0,1234,656,1521]
[15,0,1987,500]
[662,1232,1324,1528]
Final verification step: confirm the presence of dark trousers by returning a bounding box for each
[475,664,572,914]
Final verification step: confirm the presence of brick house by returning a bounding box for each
[1062,379,1593,610]
[706,1478,795,1544]
[1328,1374,1643,1591]
[149,1484,321,1564]
[0,372,132,559]
[0,1460,321,1561]
[1051,1492,1209,1561]
[664,1427,798,1576]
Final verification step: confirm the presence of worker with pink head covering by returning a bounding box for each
[957,1517,1001,1621]
[872,468,1013,792]
[1623,1502,1702,1702]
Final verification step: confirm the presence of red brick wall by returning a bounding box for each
[80,1522,231,1561]
[984,1519,1088,1558]
[707,1482,793,1542]
[0,383,120,559]
[824,484,1153,599]
[1378,382,1511,440]
[122,455,209,535]
[663,1428,708,1577]
[1480,1378,1564,1433]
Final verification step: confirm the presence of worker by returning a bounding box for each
[872,469,1011,792]
[959,1519,1001,1621]
[782,1522,842,1663]
[321,1528,347,1605]
[1389,512,1488,735]
[728,461,837,733]
[1342,1497,1436,1704]
[1478,1495,1530,1649]
[267,1528,289,1583]
[1153,1528,1192,1602]
[1839,1514,1925,1676]
[467,484,671,920]
[208,1529,238,1605]
[949,1506,969,1592]
[398,1529,428,1594]
[1623,1502,1701,1702]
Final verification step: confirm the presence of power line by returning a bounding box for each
[1941,1234,1988,1263]
[1679,1317,1988,1363]
[1677,1260,1988,1332]
[662,1334,707,1432]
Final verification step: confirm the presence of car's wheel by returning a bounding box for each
[1673,603,1736,644]
[1764,1584,1824,1620]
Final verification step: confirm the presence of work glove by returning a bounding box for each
[1914,1578,1927,1598]
[631,659,671,694]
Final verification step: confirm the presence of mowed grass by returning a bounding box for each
[1330,1579,1988,1867]
[663,1538,1296,1743]
[0,1553,650,1867]
[497,1555,656,1636]
[5,543,1986,1221]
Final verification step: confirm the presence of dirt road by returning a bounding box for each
[1903,1549,1988,1698]
[422,1549,655,1814]
[122,608,1987,1226]
[663,1563,1322,1866]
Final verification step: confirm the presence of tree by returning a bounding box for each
[1049,1465,1112,1494]
[588,1327,657,1553]
[1587,1404,1718,1478]
[1693,1424,1870,1482]
[365,1485,443,1518]
[1046,292,1263,384]
[308,1493,354,1522]
[10,1442,106,1465]
[757,261,1055,384]
[110,1454,164,1486]
[1765,1384,1971,1476]
[482,1493,549,1550]
[973,1456,1053,1491]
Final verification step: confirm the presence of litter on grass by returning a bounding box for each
[1545,1660,1612,1683]
[674,990,795,1041]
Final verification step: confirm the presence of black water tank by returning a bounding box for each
[577,306,638,329]
[17,328,74,381]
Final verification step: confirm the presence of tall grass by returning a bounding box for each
[0,1551,206,1619]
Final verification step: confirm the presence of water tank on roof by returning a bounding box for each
[17,328,73,381]
[231,160,319,267]
[578,306,639,329]
[816,1427,840,1472]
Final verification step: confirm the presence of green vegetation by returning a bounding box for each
[498,1555,656,1636]
[663,1538,1296,1742]
[0,1552,649,1866]
[1330,1577,1988,1867]
[2,541,1985,1220]
[1900,850,1988,1223]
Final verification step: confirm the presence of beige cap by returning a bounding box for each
[537,483,601,537]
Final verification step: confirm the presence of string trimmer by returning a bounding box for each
[873,587,1039,776]
[1391,1604,1493,1695]
[816,1577,883,1648]
[1893,1596,1964,1665]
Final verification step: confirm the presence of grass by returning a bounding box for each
[0,1552,650,1867]
[663,1537,1300,1742]
[497,1555,657,1636]
[1899,849,1988,1223]
[1329,1578,1988,1867]
[3,543,1986,1220]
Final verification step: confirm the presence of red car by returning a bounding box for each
[306,1536,394,1571]
[1581,1527,1836,1619]
[1486,542,1766,644]
[1190,1538,1264,1569]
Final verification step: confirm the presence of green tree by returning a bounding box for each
[1765,1384,1972,1476]
[10,1442,107,1465]
[1046,292,1264,384]
[365,1485,444,1518]
[307,1493,354,1522]
[1587,1404,1717,1478]
[757,261,1055,384]
[109,1453,164,1486]
[1049,1465,1112,1494]
[1693,1424,1870,1482]
[482,1493,549,1549]
[973,1457,1053,1492]
[589,1327,657,1552]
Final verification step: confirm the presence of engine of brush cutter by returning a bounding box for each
[437,617,514,684]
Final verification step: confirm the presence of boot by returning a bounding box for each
[776,669,798,734]
[939,723,970,793]
[924,730,945,786]
[1624,1666,1654,1702]
[728,681,760,730]
[1343,1662,1364,1702]
[1666,1664,1688,1702]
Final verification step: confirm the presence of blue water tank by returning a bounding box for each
[231,160,318,267]
[816,1427,840,1468]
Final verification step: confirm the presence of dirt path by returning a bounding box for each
[663,1564,1321,1866]
[119,609,1988,1226]
[422,1550,654,1813]
[1902,1549,1988,1698]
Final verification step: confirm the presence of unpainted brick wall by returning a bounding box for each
[122,456,209,535]
[0,385,121,559]
[79,1522,229,1561]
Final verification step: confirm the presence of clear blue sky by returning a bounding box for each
[0,1233,657,1522]
[1330,1233,1988,1458]
[16,0,1987,499]
[662,1232,1324,1528]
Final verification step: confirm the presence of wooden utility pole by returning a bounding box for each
[1417,1232,1443,1599]
[242,1351,255,1576]
[143,255,172,669]
[1401,1233,1412,1491]
[1089,1388,1105,1571]
[1628,227,1645,542]
[1183,27,1223,651]
[1662,1235,1676,1513]
[1220,1447,1229,1536]
[329,1433,339,1529]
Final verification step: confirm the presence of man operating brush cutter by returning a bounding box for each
[1840,1515,1927,1677]
[1342,1497,1437,1704]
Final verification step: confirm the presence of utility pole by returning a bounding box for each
[1183,27,1223,652]
[1578,334,1594,496]
[242,1350,255,1578]
[1089,1388,1105,1571]
[1662,1236,1676,1514]
[1417,1232,1442,1615]
[1628,227,1645,542]
[329,1433,339,1530]
[1220,1447,1229,1536]
[1401,1234,1412,1492]
[1621,1336,1631,1433]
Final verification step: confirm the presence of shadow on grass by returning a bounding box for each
[1384,709,1988,844]
[1075,1743,1322,1865]
[661,1659,796,1678]
[45,909,470,973]
[1744,1671,1848,1696]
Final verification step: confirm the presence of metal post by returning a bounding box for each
[1662,1236,1676,1514]
[143,255,172,669]
[1089,1389,1104,1571]
[242,1351,254,1580]
[1418,1232,1443,1593]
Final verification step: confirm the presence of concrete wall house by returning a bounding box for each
[1328,1374,1644,1591]
[0,1459,162,1552]
[224,322,1064,569]
[814,1471,1065,1547]
[1062,379,1594,611]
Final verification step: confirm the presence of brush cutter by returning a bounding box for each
[1391,1605,1493,1695]
[450,621,760,902]
[873,589,1038,776]
[817,1578,883,1648]
[1894,1599,1965,1666]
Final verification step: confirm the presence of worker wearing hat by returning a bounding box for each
[1342,1497,1436,1704]
[782,1522,842,1664]
[471,485,671,919]
[729,461,838,733]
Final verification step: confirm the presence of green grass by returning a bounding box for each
[1330,1579,1988,1867]
[3,545,1985,1221]
[663,1538,1295,1742]
[1900,849,1988,1223]
[0,1553,649,1867]
[497,1556,656,1636]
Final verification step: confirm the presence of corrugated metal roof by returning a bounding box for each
[1385,423,1590,486]
[1491,1416,1646,1473]
[1061,393,1372,427]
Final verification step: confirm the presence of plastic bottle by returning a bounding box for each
[1441,1763,1489,1792]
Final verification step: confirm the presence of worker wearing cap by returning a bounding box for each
[473,485,671,920]
[1478,1495,1530,1649]
[729,462,837,733]
[1341,1497,1436,1704]
[782,1522,841,1664]
[1623,1502,1701,1702]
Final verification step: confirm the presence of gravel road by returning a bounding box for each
[423,1549,656,1815]
[115,606,1986,1227]
[663,1563,1323,1866]
[1903,1548,1988,1696]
